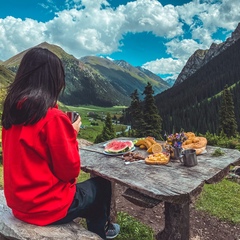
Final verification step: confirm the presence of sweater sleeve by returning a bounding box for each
[41,114,80,183]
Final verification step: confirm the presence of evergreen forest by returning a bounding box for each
[153,37,240,135]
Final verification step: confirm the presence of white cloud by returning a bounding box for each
[176,0,240,40]
[142,58,185,79]
[117,0,183,37]
[0,17,46,60]
[44,6,125,57]
[166,38,205,61]
[141,38,205,78]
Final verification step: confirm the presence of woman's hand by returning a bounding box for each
[72,115,82,133]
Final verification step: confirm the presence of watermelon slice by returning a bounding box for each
[104,140,134,153]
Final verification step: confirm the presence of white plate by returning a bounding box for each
[103,147,135,156]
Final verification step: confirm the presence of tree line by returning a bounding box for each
[94,81,238,143]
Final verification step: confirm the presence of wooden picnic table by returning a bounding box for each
[80,137,240,240]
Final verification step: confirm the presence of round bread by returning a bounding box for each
[182,136,207,155]
[195,146,207,155]
[185,132,196,139]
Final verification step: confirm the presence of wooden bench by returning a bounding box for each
[0,190,102,240]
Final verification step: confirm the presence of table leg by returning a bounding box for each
[156,201,190,240]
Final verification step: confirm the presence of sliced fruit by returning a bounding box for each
[125,140,134,149]
[147,143,162,153]
[105,140,133,153]
[151,143,162,154]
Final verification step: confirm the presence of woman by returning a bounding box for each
[1,47,120,239]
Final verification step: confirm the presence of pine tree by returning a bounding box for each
[142,82,162,139]
[94,113,116,143]
[219,85,237,137]
[129,89,145,137]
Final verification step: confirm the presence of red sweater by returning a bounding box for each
[2,107,80,225]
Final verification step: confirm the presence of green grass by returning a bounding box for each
[195,179,240,224]
[77,171,90,183]
[116,212,154,240]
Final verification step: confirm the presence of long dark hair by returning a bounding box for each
[2,47,65,129]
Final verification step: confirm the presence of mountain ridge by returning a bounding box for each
[0,42,170,108]
[175,22,240,85]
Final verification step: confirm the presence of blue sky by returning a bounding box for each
[1,0,240,80]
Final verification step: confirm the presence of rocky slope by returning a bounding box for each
[175,22,240,85]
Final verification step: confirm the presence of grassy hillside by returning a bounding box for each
[0,65,15,114]
[2,42,76,71]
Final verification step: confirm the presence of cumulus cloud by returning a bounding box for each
[142,58,185,79]
[118,0,183,38]
[44,5,125,57]
[0,17,46,60]
[165,38,204,61]
[176,0,240,41]
[141,38,205,77]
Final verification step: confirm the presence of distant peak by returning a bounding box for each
[37,42,50,47]
[232,22,240,39]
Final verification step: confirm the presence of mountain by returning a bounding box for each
[1,42,170,107]
[165,78,175,87]
[135,65,170,89]
[175,22,240,85]
[153,37,240,135]
[0,65,15,111]
[80,57,170,100]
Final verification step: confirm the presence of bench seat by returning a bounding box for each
[0,190,101,240]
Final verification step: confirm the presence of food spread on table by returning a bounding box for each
[103,132,207,165]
